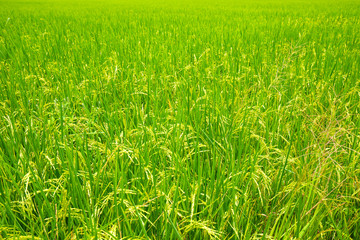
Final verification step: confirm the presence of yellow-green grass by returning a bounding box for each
[0,0,359,239]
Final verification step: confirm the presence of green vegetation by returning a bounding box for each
[0,0,359,239]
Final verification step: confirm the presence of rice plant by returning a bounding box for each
[0,0,359,239]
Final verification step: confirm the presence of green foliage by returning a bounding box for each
[0,0,359,239]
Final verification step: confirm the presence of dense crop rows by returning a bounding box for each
[0,0,359,239]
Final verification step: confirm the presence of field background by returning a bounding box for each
[0,0,360,239]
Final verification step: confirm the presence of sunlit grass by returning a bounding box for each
[0,0,359,239]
